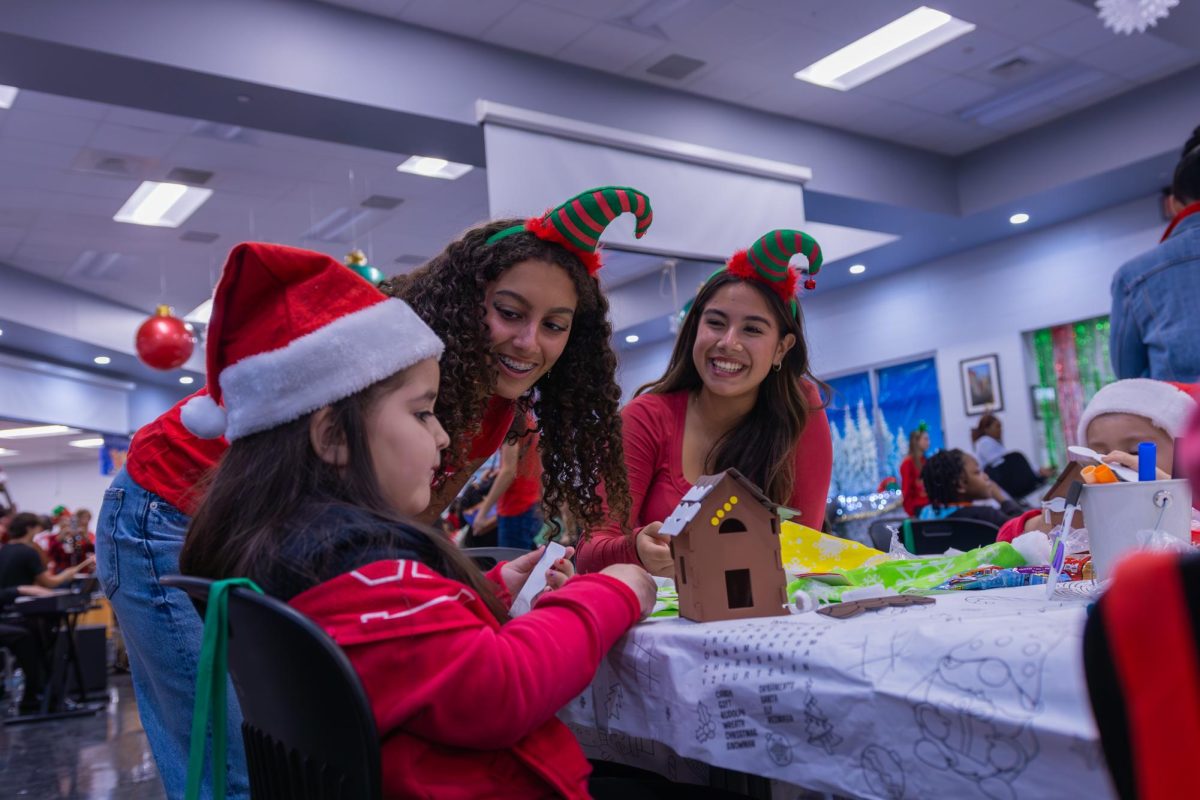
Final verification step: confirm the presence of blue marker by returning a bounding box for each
[1138,441,1157,481]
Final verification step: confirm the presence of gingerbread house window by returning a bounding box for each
[718,518,747,534]
[725,569,753,608]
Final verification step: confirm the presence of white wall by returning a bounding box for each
[2,459,113,517]
[614,196,1165,466]
[802,196,1164,464]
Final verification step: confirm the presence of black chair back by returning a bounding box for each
[985,452,1043,500]
[461,546,531,571]
[162,575,381,800]
[901,518,999,555]
[867,517,908,552]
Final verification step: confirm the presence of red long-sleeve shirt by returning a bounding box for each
[899,455,929,517]
[576,386,832,572]
[289,559,640,799]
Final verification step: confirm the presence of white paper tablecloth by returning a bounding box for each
[560,585,1113,800]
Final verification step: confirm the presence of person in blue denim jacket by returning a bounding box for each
[1111,127,1200,381]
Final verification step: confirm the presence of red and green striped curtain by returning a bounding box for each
[1032,317,1114,467]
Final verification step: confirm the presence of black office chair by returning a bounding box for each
[900,518,1000,555]
[985,452,1044,501]
[867,517,908,552]
[162,575,381,800]
[461,546,531,571]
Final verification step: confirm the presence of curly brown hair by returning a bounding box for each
[380,219,630,531]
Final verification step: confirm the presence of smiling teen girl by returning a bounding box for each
[577,230,834,575]
[179,243,656,799]
[383,186,653,534]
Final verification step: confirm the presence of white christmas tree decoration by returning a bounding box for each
[1096,0,1178,35]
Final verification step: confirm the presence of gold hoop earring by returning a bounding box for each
[772,362,782,372]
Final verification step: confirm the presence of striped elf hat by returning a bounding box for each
[725,229,823,316]
[486,186,652,276]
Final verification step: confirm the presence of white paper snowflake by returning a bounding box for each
[1096,0,1178,35]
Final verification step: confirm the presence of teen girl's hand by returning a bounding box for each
[1101,450,1170,480]
[599,563,658,617]
[635,522,674,577]
[499,545,576,598]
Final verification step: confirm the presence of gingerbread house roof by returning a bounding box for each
[659,468,776,537]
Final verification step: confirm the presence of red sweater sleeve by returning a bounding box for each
[789,383,833,529]
[294,564,640,751]
[576,396,665,573]
[997,509,1039,543]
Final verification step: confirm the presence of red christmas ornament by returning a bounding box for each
[136,305,195,370]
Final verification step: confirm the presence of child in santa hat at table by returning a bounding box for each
[997,378,1198,542]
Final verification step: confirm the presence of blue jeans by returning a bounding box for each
[96,468,249,799]
[497,505,543,550]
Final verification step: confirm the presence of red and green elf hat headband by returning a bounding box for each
[725,229,823,316]
[485,186,653,276]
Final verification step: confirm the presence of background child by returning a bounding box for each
[919,449,1026,527]
[178,243,656,799]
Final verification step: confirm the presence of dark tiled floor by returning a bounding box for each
[0,674,166,799]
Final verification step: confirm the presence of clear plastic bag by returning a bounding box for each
[1135,528,1196,554]
[886,524,918,560]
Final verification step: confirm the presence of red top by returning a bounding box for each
[126,389,228,515]
[497,420,542,517]
[468,396,517,460]
[290,559,640,799]
[576,386,833,572]
[899,455,929,517]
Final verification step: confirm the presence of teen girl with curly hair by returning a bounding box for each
[382,187,652,535]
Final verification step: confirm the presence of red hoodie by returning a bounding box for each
[289,559,640,799]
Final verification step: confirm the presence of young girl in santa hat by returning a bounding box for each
[381,186,652,535]
[576,229,833,575]
[179,242,656,799]
[996,378,1198,542]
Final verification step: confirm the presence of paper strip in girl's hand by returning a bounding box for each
[510,542,567,617]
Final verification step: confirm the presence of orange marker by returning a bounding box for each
[1092,463,1119,484]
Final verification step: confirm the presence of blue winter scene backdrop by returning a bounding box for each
[823,357,944,497]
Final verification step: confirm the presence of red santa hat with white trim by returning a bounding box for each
[1077,378,1198,442]
[180,242,443,441]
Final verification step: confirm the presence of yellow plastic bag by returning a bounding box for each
[779,521,890,574]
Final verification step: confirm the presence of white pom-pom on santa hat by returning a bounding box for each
[180,392,228,439]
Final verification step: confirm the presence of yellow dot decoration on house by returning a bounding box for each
[730,496,739,505]
[723,502,732,512]
[716,509,725,519]
[711,517,719,526]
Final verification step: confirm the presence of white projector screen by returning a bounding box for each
[482,122,807,262]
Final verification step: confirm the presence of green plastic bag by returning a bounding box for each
[788,542,1026,603]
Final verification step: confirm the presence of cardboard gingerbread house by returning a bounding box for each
[660,468,789,622]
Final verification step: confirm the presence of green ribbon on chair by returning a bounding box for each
[185,578,263,800]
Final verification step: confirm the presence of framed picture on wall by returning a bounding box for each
[1030,385,1056,420]
[960,354,1003,415]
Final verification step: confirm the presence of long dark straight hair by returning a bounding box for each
[636,271,825,505]
[179,370,510,622]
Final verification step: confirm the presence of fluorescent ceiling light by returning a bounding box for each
[0,425,81,440]
[69,438,105,449]
[0,448,18,457]
[0,85,18,109]
[1009,212,1030,225]
[114,181,213,228]
[849,264,867,275]
[184,298,213,325]
[396,156,473,180]
[625,334,640,344]
[794,7,974,91]
[179,376,195,385]
[93,355,111,365]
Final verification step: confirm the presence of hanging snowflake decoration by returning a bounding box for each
[1096,0,1178,35]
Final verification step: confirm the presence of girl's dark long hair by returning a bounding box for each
[636,271,825,506]
[971,413,998,444]
[179,372,510,622]
[381,219,629,530]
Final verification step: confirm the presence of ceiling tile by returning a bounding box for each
[805,0,928,40]
[686,58,796,103]
[1,109,99,147]
[888,116,999,155]
[904,75,997,115]
[399,0,520,38]
[1035,13,1119,58]
[662,2,777,52]
[853,61,953,102]
[745,22,843,75]
[555,23,667,72]
[103,106,201,134]
[1076,34,1199,80]
[917,26,1023,73]
[4,91,111,120]
[89,123,181,161]
[482,2,596,56]
[939,0,1089,40]
[529,0,647,21]
[840,103,946,139]
[319,0,411,21]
